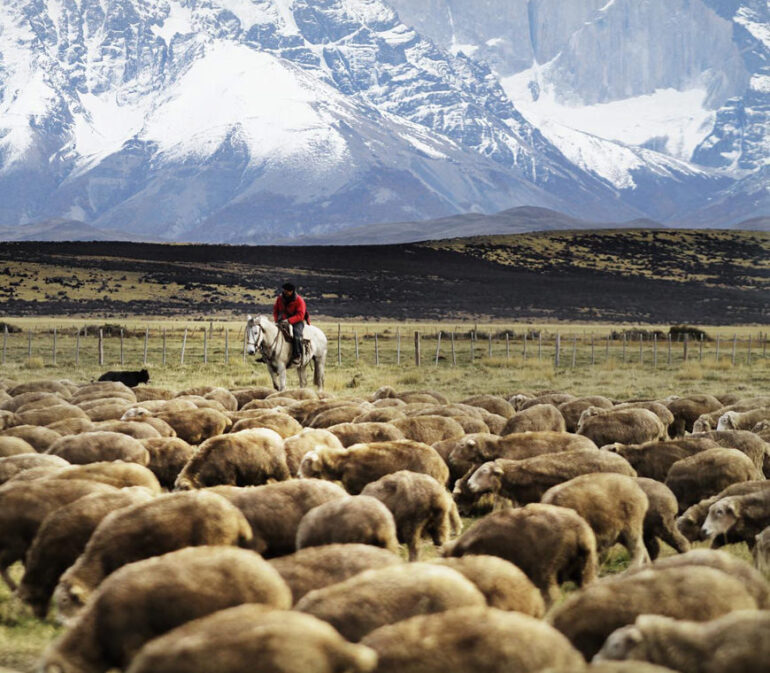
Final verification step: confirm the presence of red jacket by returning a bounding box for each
[273,293,309,325]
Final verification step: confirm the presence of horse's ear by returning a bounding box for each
[247,314,253,322]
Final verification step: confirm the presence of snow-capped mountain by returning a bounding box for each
[0,0,766,242]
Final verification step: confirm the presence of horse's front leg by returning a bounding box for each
[298,364,308,388]
[277,363,287,391]
[265,361,281,391]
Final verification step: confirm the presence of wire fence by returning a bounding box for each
[1,323,767,370]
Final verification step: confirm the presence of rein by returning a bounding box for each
[251,320,283,361]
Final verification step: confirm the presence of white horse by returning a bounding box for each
[245,314,327,391]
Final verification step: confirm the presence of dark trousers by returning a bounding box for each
[291,320,304,359]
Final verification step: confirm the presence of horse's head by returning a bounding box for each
[245,315,263,355]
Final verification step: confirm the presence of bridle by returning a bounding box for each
[247,318,282,360]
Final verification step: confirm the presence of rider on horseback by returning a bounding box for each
[273,283,308,365]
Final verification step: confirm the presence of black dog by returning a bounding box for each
[97,369,150,386]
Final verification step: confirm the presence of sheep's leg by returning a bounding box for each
[660,521,691,554]
[624,530,651,567]
[407,536,419,562]
[1,566,17,592]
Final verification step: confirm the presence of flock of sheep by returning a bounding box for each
[0,376,769,673]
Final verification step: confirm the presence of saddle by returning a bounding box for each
[279,322,313,366]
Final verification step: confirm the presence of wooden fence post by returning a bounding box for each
[75,328,80,366]
[163,328,167,366]
[120,328,124,366]
[225,329,229,364]
[505,333,510,360]
[435,331,442,366]
[523,332,527,360]
[622,332,627,363]
[571,336,577,368]
[747,335,752,365]
[180,328,188,365]
[683,334,688,362]
[98,329,103,366]
[143,328,149,365]
[375,333,380,366]
[538,332,542,360]
[354,330,359,362]
[667,333,672,365]
[396,328,401,365]
[639,334,643,365]
[337,324,342,365]
[470,331,475,363]
[451,330,456,366]
[732,334,737,366]
[203,328,208,364]
[1,325,6,365]
[606,333,610,361]
[716,335,720,362]
[242,327,247,363]
[554,333,560,367]
[487,332,492,358]
[653,333,658,369]
[590,333,595,365]
[52,328,57,366]
[414,331,421,367]
[699,334,704,361]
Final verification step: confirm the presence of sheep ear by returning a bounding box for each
[69,583,87,604]
[492,463,504,476]
[725,501,738,517]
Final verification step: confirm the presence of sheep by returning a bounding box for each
[80,401,132,422]
[296,495,400,553]
[328,421,405,447]
[139,437,195,489]
[230,412,302,437]
[310,404,372,428]
[174,428,289,490]
[0,436,35,457]
[18,488,155,618]
[71,383,135,405]
[0,424,60,451]
[665,448,764,512]
[437,433,500,484]
[595,611,770,673]
[173,395,228,413]
[372,397,407,409]
[208,479,348,557]
[0,453,69,484]
[283,428,344,476]
[269,544,403,603]
[517,392,576,410]
[404,403,485,420]
[43,461,162,492]
[202,386,238,411]
[362,470,462,560]
[701,488,770,548]
[559,396,615,432]
[372,386,448,405]
[464,450,636,507]
[611,401,675,429]
[502,404,567,434]
[131,385,174,402]
[16,404,89,427]
[693,396,770,432]
[0,479,115,591]
[1,391,65,413]
[361,606,584,673]
[90,419,161,440]
[549,565,759,661]
[578,408,667,447]
[390,415,465,445]
[459,394,515,418]
[40,546,292,673]
[754,526,770,575]
[119,411,176,437]
[354,407,407,423]
[689,430,769,473]
[542,473,650,567]
[156,407,232,444]
[635,478,690,558]
[126,605,378,673]
[443,503,598,605]
[675,481,770,544]
[603,437,720,481]
[8,379,72,397]
[46,431,150,465]
[0,410,18,431]
[620,549,770,609]
[299,440,449,494]
[267,387,321,401]
[665,394,723,437]
[295,563,486,642]
[428,556,545,617]
[54,490,253,621]
[46,418,94,435]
